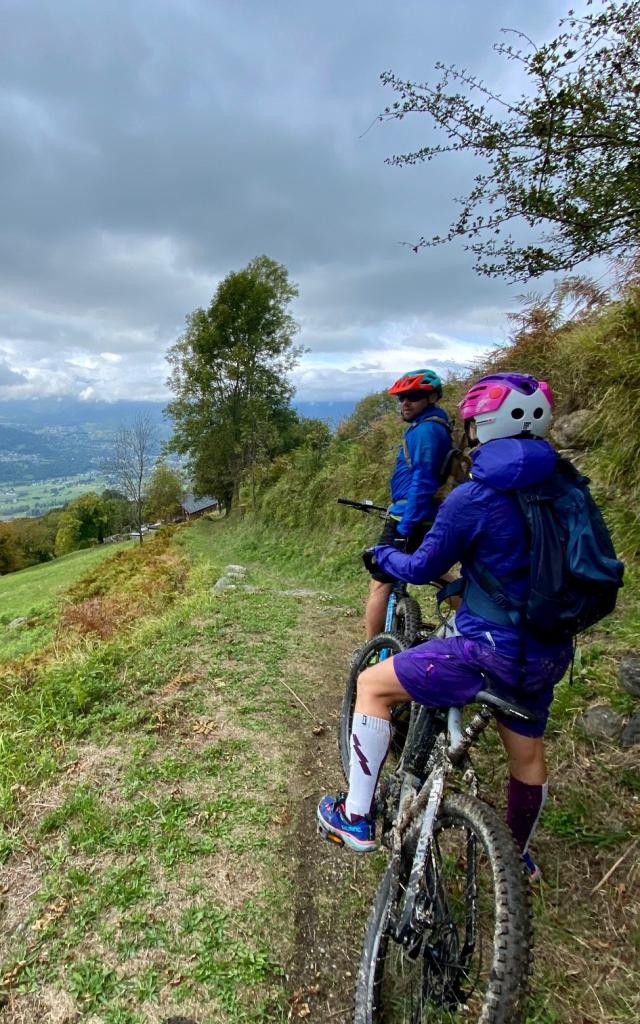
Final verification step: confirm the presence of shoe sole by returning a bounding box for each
[316,808,377,853]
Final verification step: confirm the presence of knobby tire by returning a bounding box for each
[354,793,532,1024]
[391,595,422,643]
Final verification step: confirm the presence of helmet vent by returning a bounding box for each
[511,408,525,419]
[533,407,544,419]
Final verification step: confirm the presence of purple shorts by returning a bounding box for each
[393,635,571,738]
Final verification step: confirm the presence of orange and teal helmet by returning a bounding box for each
[388,368,443,398]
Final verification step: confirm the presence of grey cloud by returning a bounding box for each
[293,358,471,401]
[0,0,564,402]
[0,359,27,387]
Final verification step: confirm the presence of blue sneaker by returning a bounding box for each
[523,851,541,883]
[317,794,376,853]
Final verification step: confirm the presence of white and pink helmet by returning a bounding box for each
[459,372,554,444]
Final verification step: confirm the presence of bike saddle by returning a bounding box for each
[473,687,540,723]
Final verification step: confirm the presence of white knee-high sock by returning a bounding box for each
[345,713,391,819]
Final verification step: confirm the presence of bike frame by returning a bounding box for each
[383,705,493,949]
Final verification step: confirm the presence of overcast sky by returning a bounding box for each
[0,0,575,405]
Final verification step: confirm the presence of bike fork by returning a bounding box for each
[391,762,447,944]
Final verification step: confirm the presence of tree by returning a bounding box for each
[336,391,397,440]
[166,255,301,513]
[144,463,184,522]
[0,524,22,575]
[380,0,640,280]
[11,517,55,565]
[107,415,158,543]
[101,489,133,536]
[54,493,108,556]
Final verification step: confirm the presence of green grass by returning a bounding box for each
[0,541,131,663]
[0,514,638,1023]
[0,471,110,519]
[0,520,342,1022]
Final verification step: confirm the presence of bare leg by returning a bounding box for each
[355,656,411,717]
[365,579,392,639]
[497,722,546,784]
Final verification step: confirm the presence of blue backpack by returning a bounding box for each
[463,458,624,642]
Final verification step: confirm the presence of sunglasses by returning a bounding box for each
[398,391,430,403]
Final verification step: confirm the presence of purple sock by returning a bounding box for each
[506,776,548,853]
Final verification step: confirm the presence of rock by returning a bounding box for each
[212,576,238,593]
[550,409,591,449]
[619,655,640,698]
[621,711,640,748]
[223,564,248,577]
[576,704,624,741]
[8,617,29,630]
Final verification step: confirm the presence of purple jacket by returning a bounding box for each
[375,437,573,662]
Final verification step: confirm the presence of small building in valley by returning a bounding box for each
[179,493,219,520]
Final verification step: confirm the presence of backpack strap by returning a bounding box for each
[402,435,412,468]
[462,563,528,627]
[399,413,464,485]
[436,577,464,607]
[435,566,526,627]
[442,557,528,626]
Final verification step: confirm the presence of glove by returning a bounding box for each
[362,547,379,575]
[393,535,409,552]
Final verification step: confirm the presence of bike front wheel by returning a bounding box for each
[391,595,422,643]
[355,793,532,1024]
[339,633,410,783]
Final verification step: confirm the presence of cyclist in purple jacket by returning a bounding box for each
[319,372,572,879]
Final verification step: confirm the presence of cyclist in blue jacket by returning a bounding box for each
[319,372,572,879]
[365,368,451,638]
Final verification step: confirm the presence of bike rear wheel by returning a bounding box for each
[339,633,410,783]
[355,793,532,1024]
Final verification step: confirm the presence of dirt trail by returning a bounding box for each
[284,601,376,1024]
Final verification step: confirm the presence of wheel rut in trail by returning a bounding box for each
[285,602,378,1024]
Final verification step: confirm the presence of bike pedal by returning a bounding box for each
[317,823,345,847]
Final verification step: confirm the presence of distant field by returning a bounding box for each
[0,471,110,519]
[0,542,130,662]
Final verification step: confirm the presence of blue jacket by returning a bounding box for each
[389,405,452,534]
[376,437,573,662]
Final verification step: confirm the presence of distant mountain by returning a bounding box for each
[0,398,170,433]
[0,396,356,495]
[0,396,355,434]
[293,399,355,426]
[0,400,169,489]
[0,423,96,484]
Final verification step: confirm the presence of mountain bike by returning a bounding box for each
[348,687,535,1023]
[337,498,424,642]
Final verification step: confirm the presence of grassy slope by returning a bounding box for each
[0,542,132,663]
[0,521,369,1023]
[0,516,638,1023]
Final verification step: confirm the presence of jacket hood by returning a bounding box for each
[470,437,557,491]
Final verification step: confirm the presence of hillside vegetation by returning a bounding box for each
[0,282,638,1023]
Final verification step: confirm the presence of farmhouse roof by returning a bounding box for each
[181,493,218,515]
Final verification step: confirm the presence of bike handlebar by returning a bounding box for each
[337,497,389,517]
